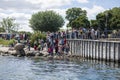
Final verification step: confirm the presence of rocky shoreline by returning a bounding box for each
[0,43,71,60]
[0,47,48,57]
[0,43,49,56]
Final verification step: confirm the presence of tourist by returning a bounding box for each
[48,45,53,56]
[41,39,44,50]
[95,30,98,39]
[34,41,37,50]
[65,43,70,55]
[37,43,41,51]
[58,37,65,55]
[27,39,30,51]
[54,38,59,55]
[91,28,95,39]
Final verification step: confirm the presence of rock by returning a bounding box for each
[9,50,17,56]
[25,51,35,56]
[40,51,49,57]
[1,53,9,56]
[8,47,15,51]
[35,52,44,56]
[16,50,25,56]
[14,43,25,56]
[14,43,25,50]
[35,53,40,56]
[47,56,54,60]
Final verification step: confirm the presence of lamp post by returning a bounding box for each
[105,12,108,38]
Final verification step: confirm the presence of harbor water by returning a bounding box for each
[0,55,120,80]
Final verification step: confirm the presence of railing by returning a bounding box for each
[67,39,120,63]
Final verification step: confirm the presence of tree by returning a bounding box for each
[29,10,64,32]
[66,7,87,28]
[0,27,5,32]
[90,20,98,30]
[71,15,90,29]
[96,7,120,30]
[0,17,19,33]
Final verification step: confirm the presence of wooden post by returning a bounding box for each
[86,41,89,58]
[94,42,96,59]
[91,41,93,59]
[108,42,111,62]
[83,41,85,57]
[118,43,120,63]
[73,40,75,55]
[114,43,116,62]
[111,42,114,62]
[105,42,108,61]
[81,40,83,57]
[101,42,103,61]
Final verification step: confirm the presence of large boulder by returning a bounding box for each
[14,43,25,56]
[14,43,25,50]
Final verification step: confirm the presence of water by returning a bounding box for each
[0,56,120,80]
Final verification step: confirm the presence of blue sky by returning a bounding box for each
[63,0,120,9]
[0,0,120,32]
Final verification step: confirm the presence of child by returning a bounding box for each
[48,46,53,56]
[34,44,37,50]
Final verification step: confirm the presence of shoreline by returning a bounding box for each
[0,46,71,60]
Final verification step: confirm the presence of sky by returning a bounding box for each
[0,0,120,32]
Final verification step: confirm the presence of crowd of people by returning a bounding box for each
[31,27,120,56]
[1,27,120,56]
[33,32,70,56]
[33,27,99,56]
[0,33,28,40]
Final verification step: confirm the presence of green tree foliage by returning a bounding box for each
[66,7,88,28]
[30,31,46,47]
[29,11,64,32]
[0,17,19,33]
[90,20,98,30]
[66,7,86,22]
[0,27,5,32]
[71,15,90,28]
[96,7,120,30]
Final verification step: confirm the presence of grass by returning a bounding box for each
[0,38,15,46]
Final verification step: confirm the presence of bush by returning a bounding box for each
[0,38,15,46]
[30,32,46,47]
[8,39,15,45]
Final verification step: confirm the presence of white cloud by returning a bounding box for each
[83,5,105,19]
[18,24,33,32]
[26,0,71,9]
[0,12,32,31]
[0,0,107,32]
[77,0,89,3]
[0,13,8,18]
[49,9,66,18]
[9,13,31,19]
[0,8,3,11]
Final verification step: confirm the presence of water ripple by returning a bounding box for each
[0,55,120,80]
